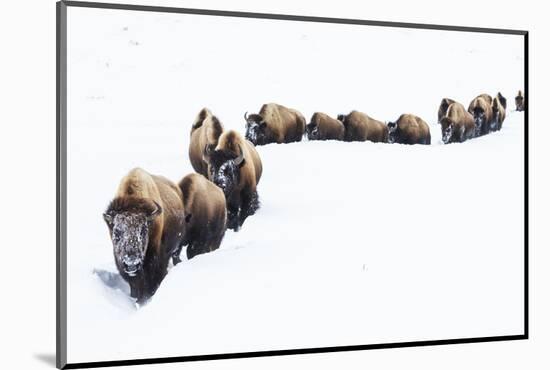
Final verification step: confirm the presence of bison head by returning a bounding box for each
[305,122,319,140]
[497,92,507,110]
[336,114,347,123]
[441,120,454,144]
[442,125,453,144]
[471,107,486,135]
[204,144,245,196]
[515,95,524,111]
[387,121,398,143]
[103,202,161,277]
[244,112,267,145]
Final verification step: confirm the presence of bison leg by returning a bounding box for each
[227,209,240,231]
[208,232,225,252]
[187,242,209,259]
[186,243,198,259]
[239,190,260,227]
[424,133,431,145]
[129,283,138,299]
[458,125,466,142]
[128,274,146,303]
[172,243,184,265]
[226,196,241,231]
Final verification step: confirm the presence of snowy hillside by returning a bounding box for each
[66,7,525,363]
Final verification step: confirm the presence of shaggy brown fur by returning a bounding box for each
[104,168,186,303]
[440,102,476,144]
[491,92,507,131]
[245,103,306,145]
[438,98,456,124]
[515,90,525,111]
[204,130,262,231]
[306,112,345,141]
[175,173,227,261]
[468,93,494,136]
[189,108,224,176]
[339,110,388,143]
[387,114,431,145]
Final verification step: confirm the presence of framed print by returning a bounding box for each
[57,1,528,368]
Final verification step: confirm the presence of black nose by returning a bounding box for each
[122,258,141,274]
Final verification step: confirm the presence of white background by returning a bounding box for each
[64,3,525,364]
[0,0,548,369]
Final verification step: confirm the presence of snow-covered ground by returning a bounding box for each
[66,7,525,363]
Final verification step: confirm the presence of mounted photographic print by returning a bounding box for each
[56,1,528,368]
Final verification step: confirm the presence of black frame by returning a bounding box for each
[56,1,529,368]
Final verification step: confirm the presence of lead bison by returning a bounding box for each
[440,102,476,144]
[203,130,263,231]
[189,108,224,177]
[468,93,493,136]
[515,90,525,111]
[103,168,227,303]
[244,103,306,145]
[337,110,388,143]
[306,112,345,141]
[387,114,431,145]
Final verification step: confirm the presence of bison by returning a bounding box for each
[103,169,228,303]
[189,108,224,177]
[244,103,306,145]
[468,94,493,136]
[491,92,507,131]
[203,130,263,231]
[437,98,456,124]
[337,110,388,143]
[515,90,525,111]
[440,102,476,144]
[103,168,186,303]
[305,112,345,141]
[387,114,431,145]
[174,173,227,261]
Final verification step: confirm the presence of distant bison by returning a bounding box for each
[203,130,263,231]
[306,112,345,141]
[515,90,525,111]
[387,114,431,145]
[491,92,507,131]
[103,168,186,303]
[244,103,306,146]
[440,102,476,144]
[175,173,227,261]
[337,110,388,143]
[189,108,224,177]
[468,94,493,136]
[438,98,456,124]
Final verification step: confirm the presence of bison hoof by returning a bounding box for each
[228,223,240,232]
[227,214,240,231]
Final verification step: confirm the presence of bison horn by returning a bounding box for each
[234,145,245,166]
[147,201,162,221]
[244,111,249,121]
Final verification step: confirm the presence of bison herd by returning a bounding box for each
[102,90,525,304]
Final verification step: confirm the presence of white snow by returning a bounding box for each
[66,7,525,363]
